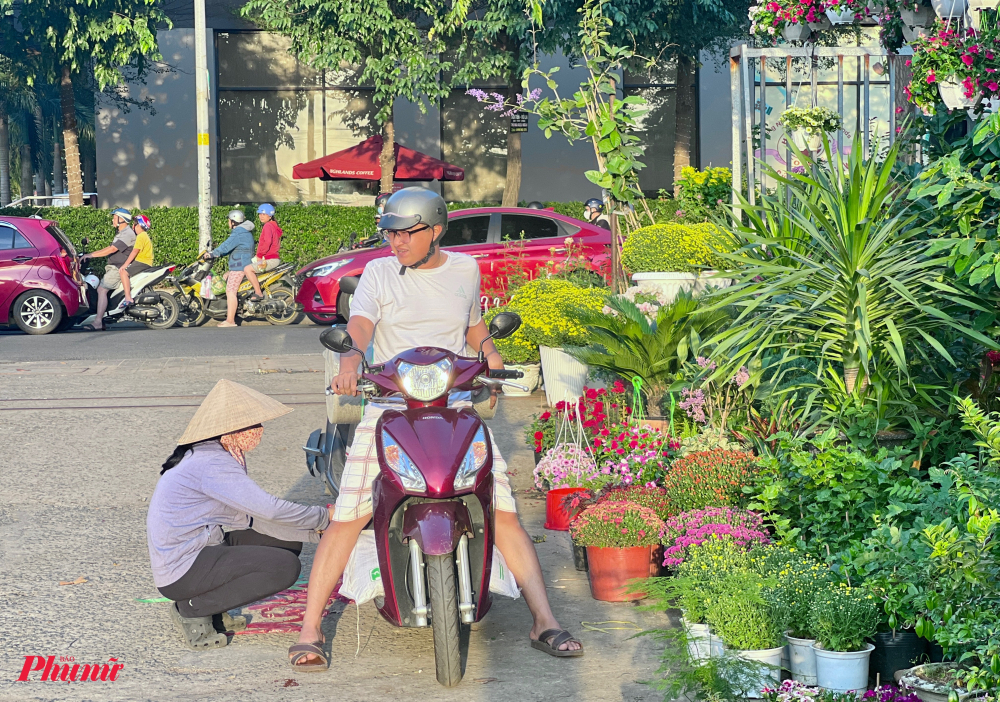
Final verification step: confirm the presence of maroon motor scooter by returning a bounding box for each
[319,312,526,687]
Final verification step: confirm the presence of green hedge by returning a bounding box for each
[2,198,679,274]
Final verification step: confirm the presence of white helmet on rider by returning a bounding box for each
[228,210,246,225]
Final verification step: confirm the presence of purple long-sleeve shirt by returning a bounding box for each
[146,441,329,587]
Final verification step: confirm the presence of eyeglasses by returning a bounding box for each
[382,224,431,243]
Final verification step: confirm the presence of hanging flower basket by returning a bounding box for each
[931,0,967,17]
[900,3,934,25]
[826,7,857,23]
[782,23,812,42]
[792,128,824,152]
[808,14,832,30]
[939,76,977,110]
[901,24,930,42]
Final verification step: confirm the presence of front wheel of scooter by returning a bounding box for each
[426,553,465,687]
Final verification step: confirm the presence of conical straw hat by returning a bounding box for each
[178,379,292,445]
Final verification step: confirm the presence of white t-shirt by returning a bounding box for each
[350,252,483,364]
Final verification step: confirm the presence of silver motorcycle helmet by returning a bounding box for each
[378,187,448,273]
[228,210,246,224]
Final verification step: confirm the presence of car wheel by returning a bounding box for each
[336,290,353,322]
[12,290,64,335]
[306,312,339,325]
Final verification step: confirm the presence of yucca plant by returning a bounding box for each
[570,291,730,414]
[709,134,996,419]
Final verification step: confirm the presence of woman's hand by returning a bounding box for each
[331,370,359,396]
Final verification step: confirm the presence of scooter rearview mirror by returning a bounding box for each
[488,312,522,340]
[320,326,357,355]
[81,237,89,246]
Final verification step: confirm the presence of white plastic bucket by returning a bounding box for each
[813,642,874,693]
[631,271,732,305]
[539,346,588,406]
[787,634,818,685]
[736,646,784,699]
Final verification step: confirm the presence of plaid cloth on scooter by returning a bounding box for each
[332,404,517,523]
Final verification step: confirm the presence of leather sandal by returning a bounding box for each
[288,641,328,672]
[530,628,584,658]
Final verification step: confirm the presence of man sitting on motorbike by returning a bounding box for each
[117,214,155,310]
[289,187,583,671]
[80,207,136,331]
[243,203,282,300]
[208,210,256,328]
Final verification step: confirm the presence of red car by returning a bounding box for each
[296,207,611,323]
[0,215,88,334]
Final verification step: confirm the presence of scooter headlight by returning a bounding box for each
[381,430,426,492]
[396,359,453,402]
[453,427,489,490]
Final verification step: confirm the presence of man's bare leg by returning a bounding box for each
[93,287,109,329]
[494,509,582,652]
[244,265,264,297]
[292,515,369,664]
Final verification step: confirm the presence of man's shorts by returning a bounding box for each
[332,405,517,523]
[101,266,121,290]
[251,257,280,273]
[101,262,150,290]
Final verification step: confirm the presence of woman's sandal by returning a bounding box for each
[530,629,585,658]
[288,641,329,672]
[169,602,228,650]
[81,325,106,332]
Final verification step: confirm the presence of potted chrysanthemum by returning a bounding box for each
[569,500,664,601]
[809,583,880,692]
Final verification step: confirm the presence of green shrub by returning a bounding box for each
[675,166,733,221]
[484,305,540,364]
[621,222,731,274]
[507,278,607,348]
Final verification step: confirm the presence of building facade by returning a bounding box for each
[96,0,730,208]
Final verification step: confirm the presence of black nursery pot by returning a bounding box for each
[572,543,589,572]
[869,631,928,686]
[534,450,542,466]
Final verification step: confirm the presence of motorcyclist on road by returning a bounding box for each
[117,214,155,310]
[288,187,583,672]
[374,192,391,229]
[244,203,282,299]
[80,207,136,331]
[208,210,255,328]
[583,197,611,230]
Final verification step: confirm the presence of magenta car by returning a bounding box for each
[296,207,612,324]
[0,216,88,334]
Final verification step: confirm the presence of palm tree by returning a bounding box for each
[0,59,39,205]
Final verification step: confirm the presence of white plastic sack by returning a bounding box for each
[339,530,384,604]
[338,531,520,604]
[199,274,215,300]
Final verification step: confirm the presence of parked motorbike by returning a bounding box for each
[316,313,526,687]
[168,256,303,327]
[78,238,180,330]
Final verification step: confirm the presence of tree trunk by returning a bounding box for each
[83,149,95,193]
[502,73,522,207]
[33,104,44,199]
[673,55,697,197]
[0,102,10,206]
[21,144,33,199]
[60,64,84,207]
[379,113,395,195]
[52,115,62,196]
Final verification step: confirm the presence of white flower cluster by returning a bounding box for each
[778,106,843,135]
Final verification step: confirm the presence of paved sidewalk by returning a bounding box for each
[0,355,668,702]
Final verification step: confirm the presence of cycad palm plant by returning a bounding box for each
[710,135,994,415]
[571,292,730,414]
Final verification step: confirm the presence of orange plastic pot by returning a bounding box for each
[586,546,650,601]
[544,487,588,531]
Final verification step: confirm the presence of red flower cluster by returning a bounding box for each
[525,382,631,453]
[659,449,758,516]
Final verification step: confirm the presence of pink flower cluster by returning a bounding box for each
[533,442,599,490]
[679,387,707,423]
[660,507,770,567]
[601,448,663,486]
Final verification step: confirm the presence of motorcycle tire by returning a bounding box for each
[264,286,302,326]
[426,553,465,687]
[142,291,180,330]
[173,293,208,328]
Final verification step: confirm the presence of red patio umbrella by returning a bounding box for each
[291,135,464,182]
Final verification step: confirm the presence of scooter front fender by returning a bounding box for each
[402,502,473,556]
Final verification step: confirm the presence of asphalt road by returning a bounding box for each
[0,321,326,362]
